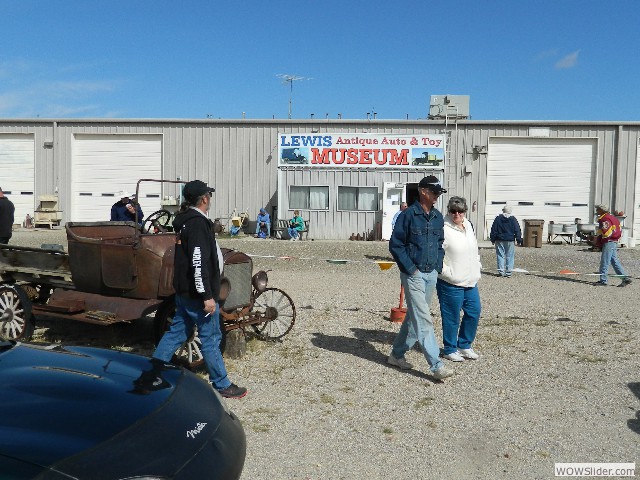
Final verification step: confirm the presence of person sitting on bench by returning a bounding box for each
[287,210,304,241]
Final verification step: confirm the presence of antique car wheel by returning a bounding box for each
[154,298,205,370]
[0,285,34,341]
[252,287,296,339]
[142,209,172,233]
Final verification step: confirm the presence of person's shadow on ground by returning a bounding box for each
[310,327,434,382]
[529,273,596,285]
[627,382,640,435]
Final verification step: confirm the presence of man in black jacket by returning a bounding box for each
[153,180,246,399]
[489,205,523,277]
[0,188,15,244]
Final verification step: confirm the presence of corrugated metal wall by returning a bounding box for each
[277,167,438,239]
[1,119,639,240]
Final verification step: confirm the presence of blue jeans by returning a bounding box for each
[391,270,444,373]
[495,240,515,276]
[599,241,627,284]
[436,280,481,355]
[153,295,231,390]
[288,227,299,239]
[255,222,270,235]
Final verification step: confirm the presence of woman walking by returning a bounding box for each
[436,196,482,362]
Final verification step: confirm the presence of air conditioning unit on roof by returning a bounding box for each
[428,95,470,119]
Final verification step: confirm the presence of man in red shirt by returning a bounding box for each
[594,204,631,287]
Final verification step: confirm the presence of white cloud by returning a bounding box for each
[0,59,30,80]
[534,49,559,62]
[0,59,119,117]
[555,50,580,69]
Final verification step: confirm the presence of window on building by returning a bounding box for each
[337,186,379,211]
[289,185,329,210]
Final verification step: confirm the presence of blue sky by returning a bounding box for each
[1,0,639,121]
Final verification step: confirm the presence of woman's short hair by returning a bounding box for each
[447,196,468,212]
[294,210,299,215]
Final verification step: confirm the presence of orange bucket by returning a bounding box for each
[390,307,406,323]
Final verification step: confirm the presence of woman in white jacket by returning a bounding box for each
[436,196,482,362]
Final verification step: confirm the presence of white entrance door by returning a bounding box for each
[0,134,35,225]
[381,182,405,240]
[71,134,162,222]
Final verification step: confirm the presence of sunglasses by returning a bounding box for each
[449,209,466,215]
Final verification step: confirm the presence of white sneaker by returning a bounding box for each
[458,348,479,360]
[443,351,465,362]
[387,355,413,370]
[432,365,454,380]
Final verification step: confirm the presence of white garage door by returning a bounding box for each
[72,134,163,222]
[485,137,596,238]
[0,134,35,225]
[633,138,640,242]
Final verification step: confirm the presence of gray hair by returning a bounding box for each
[447,196,468,213]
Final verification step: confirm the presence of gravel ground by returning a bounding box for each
[7,228,640,479]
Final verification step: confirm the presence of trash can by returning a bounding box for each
[523,219,545,248]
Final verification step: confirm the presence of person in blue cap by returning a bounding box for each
[254,207,271,238]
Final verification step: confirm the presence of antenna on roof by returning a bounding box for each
[276,74,311,119]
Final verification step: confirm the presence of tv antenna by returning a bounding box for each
[276,73,311,119]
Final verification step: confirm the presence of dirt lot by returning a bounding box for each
[6,229,640,479]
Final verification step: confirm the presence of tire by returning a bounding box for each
[252,288,296,339]
[153,297,205,371]
[0,284,35,341]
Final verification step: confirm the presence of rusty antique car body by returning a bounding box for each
[0,180,295,368]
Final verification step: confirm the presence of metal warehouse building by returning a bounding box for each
[1,117,639,243]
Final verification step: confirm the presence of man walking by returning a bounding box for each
[153,179,247,398]
[490,205,523,277]
[0,188,15,245]
[593,204,632,287]
[388,176,454,380]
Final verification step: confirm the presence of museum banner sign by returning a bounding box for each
[278,133,445,170]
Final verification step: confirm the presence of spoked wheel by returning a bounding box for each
[0,285,34,341]
[252,288,296,339]
[154,298,205,370]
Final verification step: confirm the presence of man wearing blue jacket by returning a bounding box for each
[254,207,271,238]
[110,191,144,226]
[153,179,246,399]
[388,176,454,380]
[489,205,523,277]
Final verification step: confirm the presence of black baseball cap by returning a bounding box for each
[183,180,215,200]
[418,175,447,194]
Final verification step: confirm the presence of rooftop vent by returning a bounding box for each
[428,95,470,120]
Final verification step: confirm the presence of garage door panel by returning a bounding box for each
[72,135,162,222]
[486,137,595,238]
[0,134,35,225]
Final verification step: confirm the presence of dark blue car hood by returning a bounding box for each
[0,342,182,466]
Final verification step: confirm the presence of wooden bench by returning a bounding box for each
[273,219,309,240]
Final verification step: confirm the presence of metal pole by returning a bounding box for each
[288,79,293,119]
